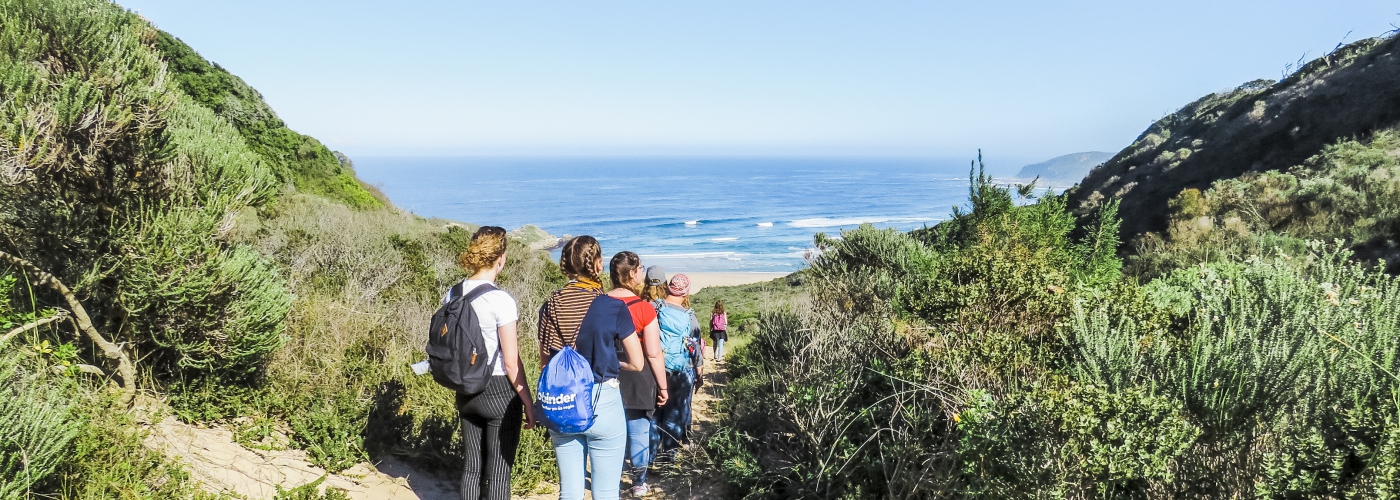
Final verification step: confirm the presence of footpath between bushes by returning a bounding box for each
[141,359,731,499]
[518,357,730,500]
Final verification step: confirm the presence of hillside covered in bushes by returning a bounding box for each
[1067,35,1400,273]
[0,0,563,496]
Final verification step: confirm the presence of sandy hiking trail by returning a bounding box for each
[142,357,732,500]
[143,411,457,499]
[640,355,730,500]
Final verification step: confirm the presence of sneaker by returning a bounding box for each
[631,483,651,497]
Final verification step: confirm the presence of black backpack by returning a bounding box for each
[426,282,500,395]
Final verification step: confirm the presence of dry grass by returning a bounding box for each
[219,193,563,491]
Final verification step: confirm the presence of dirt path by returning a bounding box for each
[143,413,457,499]
[142,359,731,500]
[630,356,729,500]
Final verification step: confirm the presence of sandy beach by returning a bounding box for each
[679,272,790,293]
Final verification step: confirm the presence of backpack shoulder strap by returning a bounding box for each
[545,289,581,349]
[461,283,503,365]
[461,283,499,303]
[446,280,467,302]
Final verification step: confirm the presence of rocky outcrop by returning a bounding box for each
[509,224,561,251]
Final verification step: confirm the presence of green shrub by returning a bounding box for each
[957,384,1198,498]
[0,0,296,397]
[50,395,222,499]
[120,207,291,380]
[288,390,369,473]
[274,475,350,500]
[1071,242,1400,495]
[0,350,83,498]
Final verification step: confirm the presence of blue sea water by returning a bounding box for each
[353,156,979,273]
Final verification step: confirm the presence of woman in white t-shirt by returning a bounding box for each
[445,226,536,500]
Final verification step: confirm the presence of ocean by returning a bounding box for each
[353,156,983,273]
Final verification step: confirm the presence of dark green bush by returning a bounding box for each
[712,157,1400,498]
[120,208,291,380]
[1071,242,1400,495]
[957,384,1198,498]
[274,475,351,500]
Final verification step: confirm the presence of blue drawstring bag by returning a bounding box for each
[537,345,595,434]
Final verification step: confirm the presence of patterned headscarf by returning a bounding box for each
[667,274,690,296]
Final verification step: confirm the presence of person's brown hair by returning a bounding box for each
[458,226,507,274]
[713,300,726,315]
[609,251,641,294]
[560,235,602,282]
[641,284,668,302]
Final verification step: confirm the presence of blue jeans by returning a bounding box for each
[714,339,726,361]
[624,410,654,485]
[654,369,694,452]
[552,383,627,500]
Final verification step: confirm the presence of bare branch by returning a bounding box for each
[0,250,135,404]
[1,309,70,345]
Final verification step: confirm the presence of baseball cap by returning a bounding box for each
[645,266,667,286]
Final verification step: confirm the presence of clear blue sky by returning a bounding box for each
[123,0,1399,162]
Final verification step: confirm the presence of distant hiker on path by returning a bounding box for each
[652,273,704,452]
[710,301,728,362]
[537,236,646,500]
[439,226,537,500]
[607,253,669,497]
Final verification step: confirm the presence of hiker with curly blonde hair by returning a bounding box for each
[448,226,537,500]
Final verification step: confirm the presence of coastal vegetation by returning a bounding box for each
[4,0,1400,498]
[0,0,559,495]
[709,160,1400,498]
[702,31,1400,499]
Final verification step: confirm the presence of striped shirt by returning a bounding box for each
[538,280,602,355]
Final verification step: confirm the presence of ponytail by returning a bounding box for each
[457,226,507,274]
[609,251,641,294]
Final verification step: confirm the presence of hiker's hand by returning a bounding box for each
[657,388,669,406]
[522,406,537,430]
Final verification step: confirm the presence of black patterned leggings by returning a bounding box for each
[457,375,524,500]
